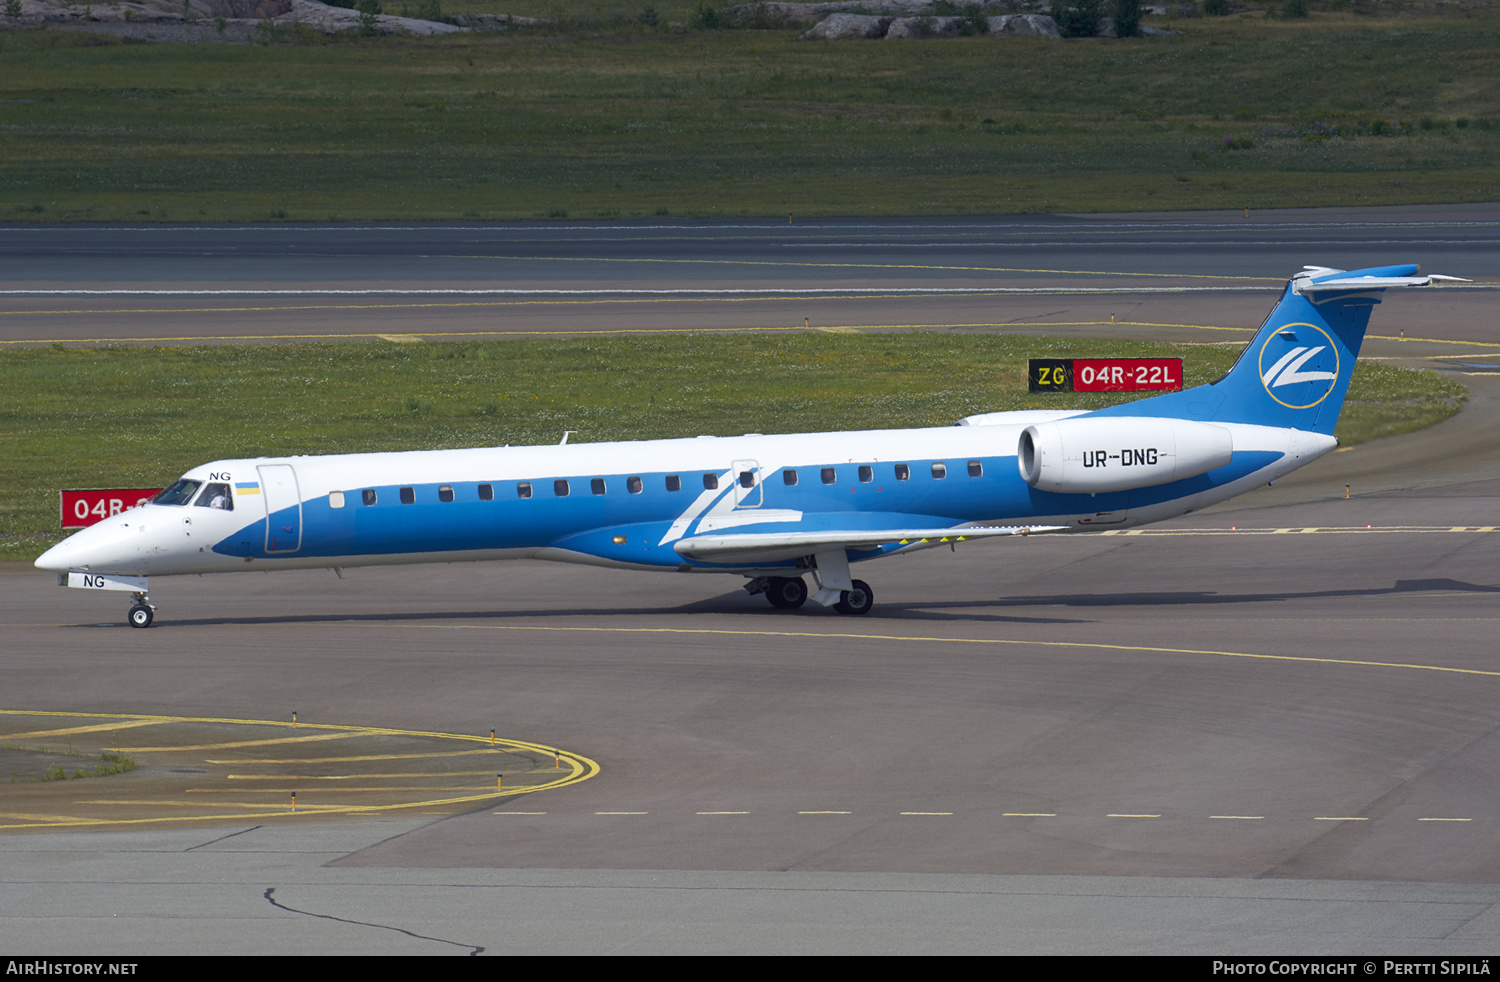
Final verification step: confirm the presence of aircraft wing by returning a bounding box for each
[673,525,1068,564]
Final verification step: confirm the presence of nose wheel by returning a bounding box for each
[128,592,156,629]
[834,579,874,616]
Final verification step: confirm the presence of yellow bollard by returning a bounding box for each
[490,729,495,746]
[291,711,296,728]
[291,791,296,812]
[497,773,503,792]
[1346,484,1351,499]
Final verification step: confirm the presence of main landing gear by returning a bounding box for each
[747,575,874,616]
[765,576,808,609]
[127,591,156,629]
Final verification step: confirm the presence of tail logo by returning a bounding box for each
[1257,322,1341,409]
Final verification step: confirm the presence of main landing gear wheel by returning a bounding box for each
[127,603,155,629]
[835,579,874,616]
[765,576,808,609]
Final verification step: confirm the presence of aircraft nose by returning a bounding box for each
[34,520,144,573]
[35,533,91,572]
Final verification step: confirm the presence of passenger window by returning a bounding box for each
[739,471,755,488]
[478,484,494,501]
[362,488,378,506]
[194,483,234,511]
[554,479,570,497]
[517,482,533,499]
[438,485,455,503]
[783,469,798,486]
[968,460,983,478]
[894,464,910,481]
[703,473,718,490]
[931,463,947,480]
[400,487,415,504]
[627,476,643,494]
[327,491,344,510]
[858,465,873,483]
[665,475,681,492]
[591,478,606,496]
[821,467,836,485]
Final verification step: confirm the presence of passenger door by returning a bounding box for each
[257,464,303,553]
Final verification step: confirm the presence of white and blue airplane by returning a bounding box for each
[36,263,1460,628]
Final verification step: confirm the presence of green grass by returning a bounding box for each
[42,753,137,781]
[6,746,136,782]
[0,333,1466,559]
[0,6,1498,220]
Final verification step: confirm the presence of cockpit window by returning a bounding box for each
[152,479,201,506]
[193,483,234,511]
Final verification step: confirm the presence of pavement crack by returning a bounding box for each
[186,826,261,851]
[263,886,484,954]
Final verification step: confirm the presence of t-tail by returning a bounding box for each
[1092,264,1465,434]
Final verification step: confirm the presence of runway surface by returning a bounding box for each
[4,208,1500,954]
[1,203,1496,348]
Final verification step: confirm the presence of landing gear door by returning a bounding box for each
[731,459,762,509]
[257,464,303,553]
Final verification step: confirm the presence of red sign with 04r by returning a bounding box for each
[60,489,162,529]
[1071,358,1182,392]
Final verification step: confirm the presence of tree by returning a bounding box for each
[1114,0,1140,36]
[1051,0,1102,37]
[357,0,381,33]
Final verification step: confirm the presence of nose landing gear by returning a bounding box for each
[128,591,156,629]
[833,580,874,616]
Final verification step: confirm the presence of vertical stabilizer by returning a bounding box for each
[1090,264,1457,434]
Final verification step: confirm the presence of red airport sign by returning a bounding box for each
[60,489,162,529]
[1028,358,1183,393]
[1073,358,1182,392]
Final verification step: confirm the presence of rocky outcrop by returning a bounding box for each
[728,0,931,20]
[799,12,891,39]
[803,10,1063,39]
[6,0,1162,41]
[986,13,1060,36]
[2,0,465,35]
[278,0,464,34]
[885,14,961,38]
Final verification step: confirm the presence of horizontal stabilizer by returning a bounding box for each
[1294,265,1469,295]
[675,525,1068,564]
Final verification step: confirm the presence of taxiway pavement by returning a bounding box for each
[3,208,1500,953]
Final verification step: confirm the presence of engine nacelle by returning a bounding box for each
[1017,416,1234,494]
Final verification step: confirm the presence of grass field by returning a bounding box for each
[1,5,1498,220]
[0,333,1467,560]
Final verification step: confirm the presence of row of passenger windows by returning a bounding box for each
[339,461,986,506]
